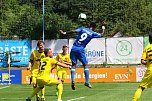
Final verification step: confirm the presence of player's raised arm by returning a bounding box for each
[99,21,106,36]
[51,64,57,73]
[59,29,76,35]
[27,61,32,70]
[64,61,72,66]
[101,25,106,36]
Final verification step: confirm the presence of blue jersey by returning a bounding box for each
[73,27,101,48]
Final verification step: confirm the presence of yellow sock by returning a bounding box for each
[57,83,63,100]
[132,88,142,101]
[30,87,41,99]
[41,87,45,99]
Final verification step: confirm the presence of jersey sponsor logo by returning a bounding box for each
[35,55,45,61]
[41,55,45,59]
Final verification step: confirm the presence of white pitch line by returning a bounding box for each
[67,96,85,101]
[0,86,10,90]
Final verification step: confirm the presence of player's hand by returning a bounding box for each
[59,59,64,63]
[59,30,66,35]
[27,66,30,70]
[141,60,147,65]
[68,66,71,69]
[101,21,106,30]
[102,26,105,30]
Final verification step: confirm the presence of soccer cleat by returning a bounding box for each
[71,82,75,90]
[84,83,92,88]
[26,97,31,101]
[57,99,62,101]
[41,98,45,101]
[36,97,40,101]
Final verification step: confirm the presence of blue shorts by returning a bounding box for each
[70,46,88,65]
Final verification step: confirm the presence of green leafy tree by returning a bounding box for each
[1,0,152,39]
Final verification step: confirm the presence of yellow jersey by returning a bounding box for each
[56,53,71,72]
[30,50,45,75]
[142,44,152,70]
[37,57,58,78]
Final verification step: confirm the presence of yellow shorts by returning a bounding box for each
[31,71,38,84]
[36,77,59,87]
[140,70,152,88]
[57,70,67,80]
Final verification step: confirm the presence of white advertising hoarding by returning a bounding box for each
[106,37,143,64]
[32,39,68,57]
[136,67,147,82]
[69,38,106,64]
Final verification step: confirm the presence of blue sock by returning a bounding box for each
[71,66,76,83]
[84,66,89,84]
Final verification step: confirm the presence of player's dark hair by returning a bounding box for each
[149,34,152,44]
[62,45,68,48]
[44,48,51,56]
[37,40,45,46]
[90,22,96,28]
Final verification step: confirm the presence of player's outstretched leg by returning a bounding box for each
[71,65,76,90]
[84,66,92,88]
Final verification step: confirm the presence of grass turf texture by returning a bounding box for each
[0,83,152,101]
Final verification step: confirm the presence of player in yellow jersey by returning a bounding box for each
[26,48,71,101]
[56,45,72,82]
[132,34,152,101]
[27,40,45,101]
[53,45,71,96]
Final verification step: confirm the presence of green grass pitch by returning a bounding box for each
[0,83,152,101]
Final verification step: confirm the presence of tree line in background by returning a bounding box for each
[1,0,152,40]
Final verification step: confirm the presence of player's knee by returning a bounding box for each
[61,79,64,83]
[139,86,145,91]
[84,65,89,69]
[33,84,37,88]
[58,78,62,84]
[83,64,88,67]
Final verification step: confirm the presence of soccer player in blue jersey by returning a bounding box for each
[60,22,105,90]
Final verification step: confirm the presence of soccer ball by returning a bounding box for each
[78,13,87,19]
